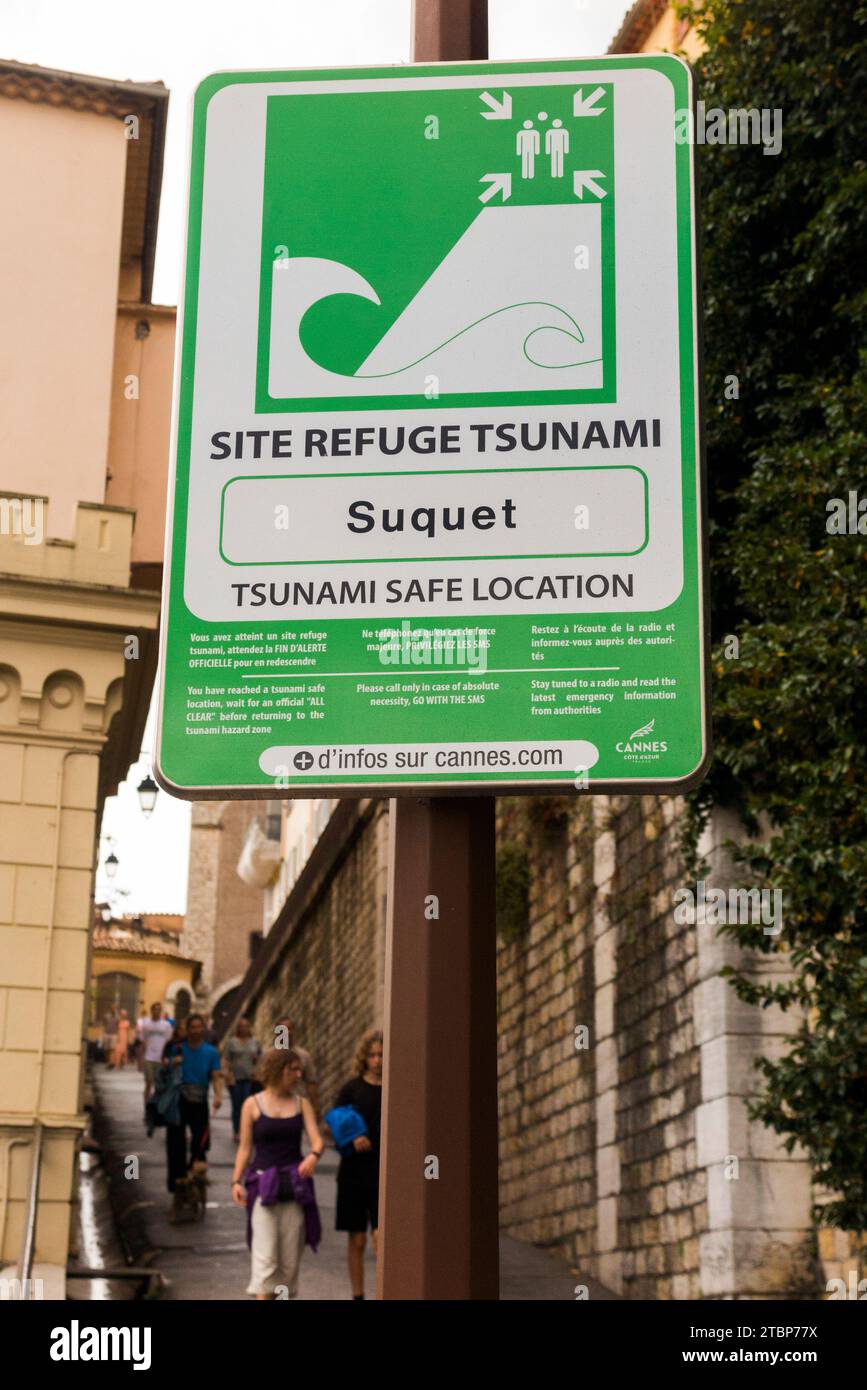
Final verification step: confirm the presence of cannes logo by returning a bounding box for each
[49,1321,151,1371]
[616,718,668,757]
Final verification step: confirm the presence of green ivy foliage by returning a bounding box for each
[495,841,531,944]
[685,0,867,1228]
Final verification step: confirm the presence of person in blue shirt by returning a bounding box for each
[165,1012,223,1208]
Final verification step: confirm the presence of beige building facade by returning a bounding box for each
[0,61,173,1297]
[89,910,198,1044]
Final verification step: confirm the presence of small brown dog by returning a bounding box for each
[170,1162,209,1222]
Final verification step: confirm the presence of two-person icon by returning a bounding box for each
[516,113,569,180]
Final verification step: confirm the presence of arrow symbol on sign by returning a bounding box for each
[479,172,512,204]
[480,90,512,120]
[573,169,607,200]
[573,86,606,118]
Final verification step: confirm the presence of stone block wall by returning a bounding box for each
[495,793,824,1297]
[495,792,706,1296]
[603,794,705,1297]
[692,808,817,1298]
[0,525,159,1287]
[228,791,821,1297]
[0,739,101,1269]
[241,802,387,1112]
[496,796,598,1263]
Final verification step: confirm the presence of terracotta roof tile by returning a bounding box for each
[92,925,195,963]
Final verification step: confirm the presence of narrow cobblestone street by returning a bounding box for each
[94,1065,607,1300]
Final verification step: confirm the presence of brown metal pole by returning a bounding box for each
[411,0,488,61]
[378,798,499,1299]
[377,0,497,1301]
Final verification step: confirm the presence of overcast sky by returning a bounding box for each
[5,0,629,912]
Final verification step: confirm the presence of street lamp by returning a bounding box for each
[105,851,119,880]
[137,773,158,818]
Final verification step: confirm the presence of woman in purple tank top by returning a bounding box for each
[232,1046,324,1299]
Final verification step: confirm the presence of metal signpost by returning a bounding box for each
[156,0,705,1298]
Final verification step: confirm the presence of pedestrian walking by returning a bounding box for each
[138,1002,174,1124]
[272,1015,320,1118]
[101,1004,118,1066]
[332,1029,383,1300]
[113,1009,131,1069]
[162,1017,186,1060]
[133,1008,148,1069]
[163,1013,223,1217]
[223,1017,262,1141]
[232,1047,323,1300]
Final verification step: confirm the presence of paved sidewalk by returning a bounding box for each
[94,1064,611,1300]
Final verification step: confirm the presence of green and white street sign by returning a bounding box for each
[156,56,708,798]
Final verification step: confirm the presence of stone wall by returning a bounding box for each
[227,791,820,1297]
[495,792,705,1296]
[238,800,388,1112]
[605,794,704,1298]
[495,793,819,1298]
[496,796,597,1265]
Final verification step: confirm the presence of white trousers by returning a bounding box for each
[247,1197,305,1297]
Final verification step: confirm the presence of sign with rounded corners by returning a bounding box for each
[155,55,709,799]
